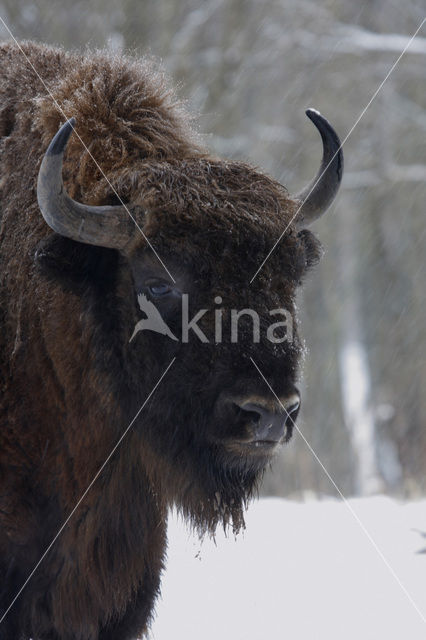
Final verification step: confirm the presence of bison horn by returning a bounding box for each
[37,118,135,250]
[294,109,343,227]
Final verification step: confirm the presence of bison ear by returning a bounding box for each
[34,234,76,272]
[34,234,117,284]
[297,229,323,271]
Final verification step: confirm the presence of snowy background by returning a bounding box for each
[151,497,426,640]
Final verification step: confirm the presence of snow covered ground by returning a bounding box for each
[150,496,426,640]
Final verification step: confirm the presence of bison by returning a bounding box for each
[0,41,343,639]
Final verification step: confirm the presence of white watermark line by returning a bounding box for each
[250,17,426,284]
[0,17,176,283]
[250,357,426,627]
[0,357,176,625]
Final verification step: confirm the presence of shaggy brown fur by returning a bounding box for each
[0,42,322,639]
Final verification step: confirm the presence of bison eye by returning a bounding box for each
[148,281,173,297]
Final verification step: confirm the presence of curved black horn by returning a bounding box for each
[37,118,136,250]
[294,109,343,227]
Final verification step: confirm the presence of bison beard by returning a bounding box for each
[0,42,342,639]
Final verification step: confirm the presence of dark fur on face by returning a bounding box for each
[0,41,321,639]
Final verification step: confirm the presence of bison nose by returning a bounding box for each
[234,395,300,443]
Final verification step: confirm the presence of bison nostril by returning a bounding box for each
[285,398,300,418]
[232,402,263,425]
[233,401,284,443]
[282,397,300,443]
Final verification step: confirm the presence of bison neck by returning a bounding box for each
[49,438,167,639]
[1,381,167,639]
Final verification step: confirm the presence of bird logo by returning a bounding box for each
[129,293,178,343]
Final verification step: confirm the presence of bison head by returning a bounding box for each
[36,110,343,532]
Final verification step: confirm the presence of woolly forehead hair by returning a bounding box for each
[109,160,297,236]
[34,47,205,193]
[32,47,297,239]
